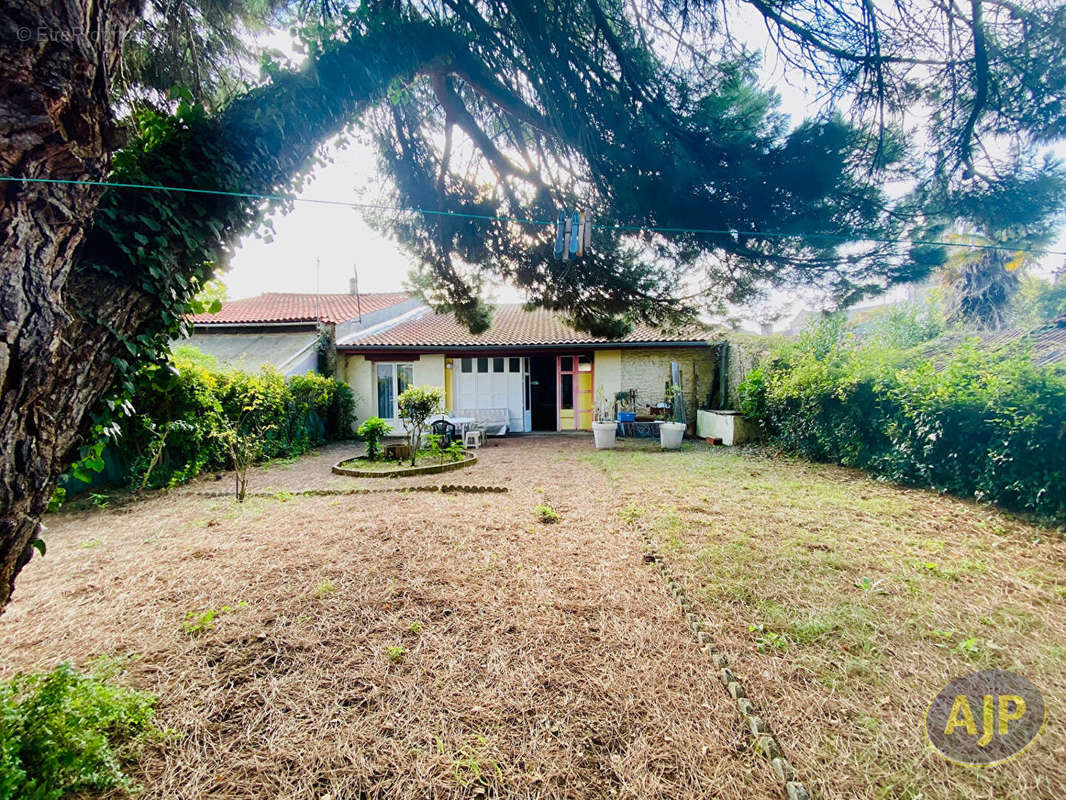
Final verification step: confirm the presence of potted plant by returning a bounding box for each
[659,383,686,450]
[615,390,636,423]
[591,389,617,449]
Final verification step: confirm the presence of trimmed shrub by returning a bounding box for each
[357,417,392,460]
[397,386,444,465]
[739,315,1066,522]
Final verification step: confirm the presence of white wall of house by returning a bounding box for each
[343,346,715,433]
[341,353,445,433]
[179,331,319,375]
[413,354,446,394]
[333,298,423,342]
[592,349,622,406]
[286,344,320,376]
[341,353,372,422]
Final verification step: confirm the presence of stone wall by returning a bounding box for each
[619,346,718,428]
[721,335,782,410]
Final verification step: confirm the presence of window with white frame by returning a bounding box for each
[376,363,414,418]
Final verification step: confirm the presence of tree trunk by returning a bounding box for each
[0,11,454,611]
[0,0,140,608]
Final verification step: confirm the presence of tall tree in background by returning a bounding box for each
[727,0,1066,326]
[1,0,1065,610]
[1014,270,1066,327]
[933,162,1066,329]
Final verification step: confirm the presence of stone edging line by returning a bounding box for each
[641,534,812,800]
[192,484,509,497]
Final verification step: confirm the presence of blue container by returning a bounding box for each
[618,411,636,422]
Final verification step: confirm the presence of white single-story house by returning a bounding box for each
[181,290,420,375]
[336,304,718,433]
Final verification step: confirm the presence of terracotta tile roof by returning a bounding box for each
[919,314,1066,369]
[188,292,411,325]
[338,304,712,348]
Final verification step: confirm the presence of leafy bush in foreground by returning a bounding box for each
[0,662,158,799]
[739,314,1066,522]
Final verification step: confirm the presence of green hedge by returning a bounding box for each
[739,315,1066,522]
[66,355,354,493]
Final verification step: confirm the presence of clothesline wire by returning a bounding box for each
[3,175,1065,257]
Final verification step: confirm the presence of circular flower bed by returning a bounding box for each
[331,452,477,478]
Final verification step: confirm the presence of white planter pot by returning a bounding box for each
[659,421,687,450]
[592,421,617,449]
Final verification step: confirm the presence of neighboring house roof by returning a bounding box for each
[919,315,1066,369]
[188,292,411,325]
[786,279,938,334]
[338,304,712,349]
[179,331,320,374]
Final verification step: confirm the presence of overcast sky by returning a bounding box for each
[225,137,425,298]
[221,24,1065,328]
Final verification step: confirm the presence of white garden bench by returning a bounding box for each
[452,408,509,437]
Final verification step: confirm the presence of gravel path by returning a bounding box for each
[175,435,574,495]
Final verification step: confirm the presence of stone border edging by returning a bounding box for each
[641,535,812,800]
[331,453,477,478]
[191,484,508,497]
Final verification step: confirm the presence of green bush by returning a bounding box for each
[66,353,355,493]
[738,314,1066,522]
[357,417,391,460]
[1013,275,1066,327]
[534,503,561,524]
[0,662,158,799]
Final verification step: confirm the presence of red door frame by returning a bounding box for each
[557,355,574,430]
[556,354,593,430]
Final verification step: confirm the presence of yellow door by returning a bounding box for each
[558,355,575,429]
[558,355,593,430]
[577,356,593,429]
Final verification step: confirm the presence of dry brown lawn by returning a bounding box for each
[2,437,1063,799]
[0,438,773,799]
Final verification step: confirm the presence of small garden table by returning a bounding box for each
[431,414,476,439]
[616,420,663,438]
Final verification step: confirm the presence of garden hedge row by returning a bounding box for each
[738,316,1066,523]
[65,354,354,493]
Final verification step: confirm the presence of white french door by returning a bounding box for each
[453,356,528,431]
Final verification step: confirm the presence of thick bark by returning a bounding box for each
[0,0,140,607]
[0,12,454,610]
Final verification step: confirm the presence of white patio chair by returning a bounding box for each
[463,423,484,449]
